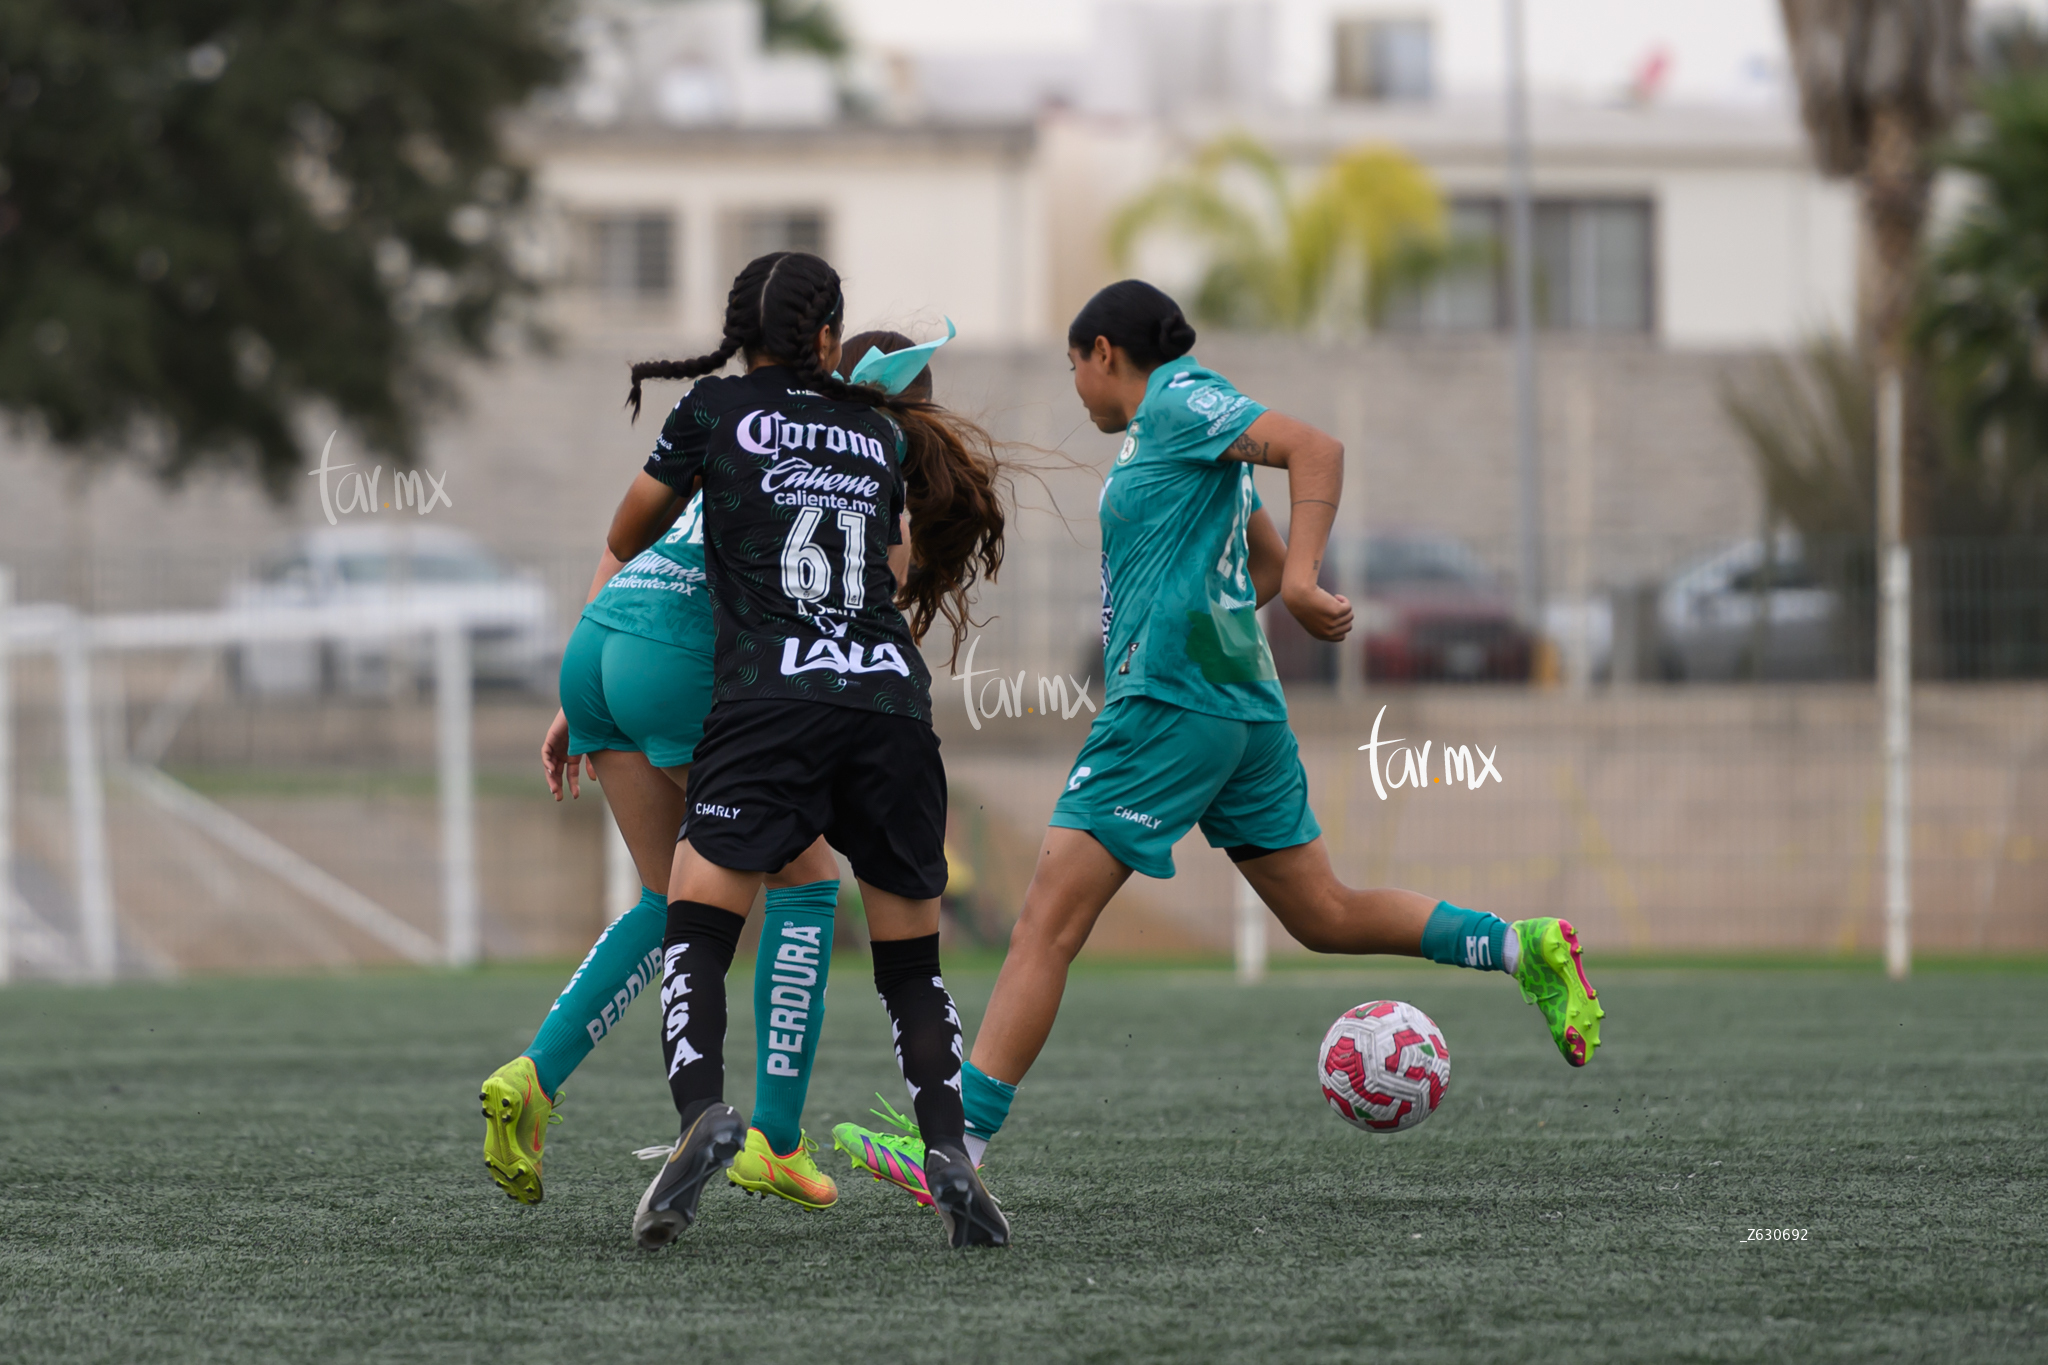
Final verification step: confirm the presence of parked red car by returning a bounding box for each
[1264,531,1534,684]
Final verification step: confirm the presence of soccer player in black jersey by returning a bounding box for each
[616,252,1010,1250]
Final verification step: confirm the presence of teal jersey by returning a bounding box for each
[1098,357,1285,722]
[579,492,714,650]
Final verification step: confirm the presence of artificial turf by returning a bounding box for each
[3,960,2044,1364]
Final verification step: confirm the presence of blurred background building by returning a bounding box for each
[3,0,2045,978]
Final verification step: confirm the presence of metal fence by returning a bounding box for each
[2,531,2044,981]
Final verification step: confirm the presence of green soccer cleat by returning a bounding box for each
[480,1056,561,1205]
[1513,918,1604,1066]
[831,1096,933,1208]
[727,1128,839,1210]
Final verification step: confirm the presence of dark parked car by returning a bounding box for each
[1265,531,1534,684]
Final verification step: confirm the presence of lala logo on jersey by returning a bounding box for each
[779,637,913,677]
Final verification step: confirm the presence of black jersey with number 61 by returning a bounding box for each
[643,365,932,721]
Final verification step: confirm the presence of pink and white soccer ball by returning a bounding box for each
[1317,1000,1451,1133]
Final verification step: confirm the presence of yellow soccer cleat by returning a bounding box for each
[727,1127,839,1210]
[479,1057,560,1205]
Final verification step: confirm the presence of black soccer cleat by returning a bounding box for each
[632,1102,746,1250]
[925,1146,1010,1249]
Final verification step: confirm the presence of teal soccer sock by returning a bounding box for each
[749,880,839,1154]
[961,1061,1017,1161]
[1420,900,1512,972]
[522,885,667,1097]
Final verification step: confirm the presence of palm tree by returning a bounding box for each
[1778,0,1972,536]
[1108,134,1447,332]
[1916,65,2048,532]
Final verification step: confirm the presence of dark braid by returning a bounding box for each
[624,252,790,420]
[627,251,1007,661]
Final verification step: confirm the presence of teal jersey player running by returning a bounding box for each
[1051,358,1319,880]
[832,281,1604,1214]
[1095,358,1282,720]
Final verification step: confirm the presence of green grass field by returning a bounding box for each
[4,960,2045,1364]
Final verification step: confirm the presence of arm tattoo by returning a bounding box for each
[1223,432,1275,466]
[1291,498,1337,510]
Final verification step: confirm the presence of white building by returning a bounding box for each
[530,0,1859,351]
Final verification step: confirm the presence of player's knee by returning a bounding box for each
[1010,902,1089,964]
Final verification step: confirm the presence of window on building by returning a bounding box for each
[720,209,829,292]
[572,211,675,301]
[1333,17,1434,102]
[1383,196,1653,334]
[1533,199,1653,332]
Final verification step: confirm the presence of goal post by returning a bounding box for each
[0,585,531,982]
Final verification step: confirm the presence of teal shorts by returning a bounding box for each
[558,616,715,769]
[1049,696,1321,879]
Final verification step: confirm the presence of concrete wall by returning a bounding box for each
[0,334,1767,621]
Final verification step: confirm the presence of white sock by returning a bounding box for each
[1501,926,1520,975]
[964,1134,988,1167]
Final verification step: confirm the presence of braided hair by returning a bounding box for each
[627,252,1005,663]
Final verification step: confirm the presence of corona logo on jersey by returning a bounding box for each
[736,409,890,466]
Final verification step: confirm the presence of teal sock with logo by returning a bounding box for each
[961,1061,1017,1162]
[749,880,839,1154]
[1419,900,1512,973]
[522,885,668,1097]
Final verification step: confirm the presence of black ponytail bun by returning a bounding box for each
[1067,279,1197,371]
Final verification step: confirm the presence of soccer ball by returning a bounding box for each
[1317,1000,1451,1133]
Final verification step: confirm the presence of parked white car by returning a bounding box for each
[1657,533,1843,681]
[224,526,553,696]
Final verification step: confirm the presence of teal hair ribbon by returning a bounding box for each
[848,318,955,395]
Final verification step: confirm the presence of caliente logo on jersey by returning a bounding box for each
[737,409,890,466]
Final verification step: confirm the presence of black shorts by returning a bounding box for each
[682,699,949,900]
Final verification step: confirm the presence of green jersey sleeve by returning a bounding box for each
[1142,363,1265,465]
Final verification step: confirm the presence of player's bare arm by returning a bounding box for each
[605,471,688,566]
[1221,411,1351,642]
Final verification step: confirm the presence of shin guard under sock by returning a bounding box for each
[871,933,967,1158]
[523,885,667,1097]
[1419,901,1512,972]
[660,900,744,1130]
[749,880,838,1153]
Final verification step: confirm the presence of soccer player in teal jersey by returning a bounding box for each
[480,328,944,1210]
[833,281,1603,1207]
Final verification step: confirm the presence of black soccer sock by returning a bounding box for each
[659,900,745,1132]
[871,933,968,1159]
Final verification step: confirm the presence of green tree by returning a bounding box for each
[1916,68,2048,532]
[761,0,845,57]
[0,0,570,497]
[1108,133,1447,332]
[1724,336,1878,540]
